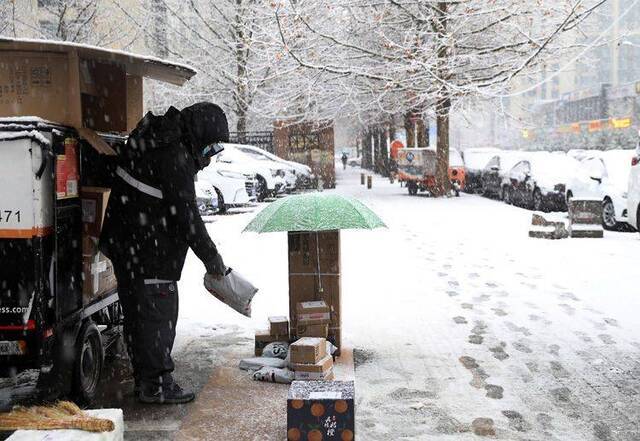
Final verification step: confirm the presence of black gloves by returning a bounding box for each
[206,253,227,278]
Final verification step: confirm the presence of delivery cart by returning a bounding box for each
[397,147,465,196]
[0,38,196,403]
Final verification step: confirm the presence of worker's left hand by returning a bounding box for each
[206,253,227,280]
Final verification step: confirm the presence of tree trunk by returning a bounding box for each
[434,96,451,196]
[404,112,415,148]
[433,1,450,197]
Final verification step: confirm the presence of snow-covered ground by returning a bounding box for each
[177,165,639,440]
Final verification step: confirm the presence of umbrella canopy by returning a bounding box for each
[243,193,386,233]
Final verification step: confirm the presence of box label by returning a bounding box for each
[309,391,342,400]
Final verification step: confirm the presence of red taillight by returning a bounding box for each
[632,156,640,166]
[0,320,36,331]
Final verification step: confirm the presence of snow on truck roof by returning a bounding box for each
[0,37,196,86]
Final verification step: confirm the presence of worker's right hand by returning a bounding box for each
[206,253,227,280]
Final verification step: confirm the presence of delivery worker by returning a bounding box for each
[100,102,228,404]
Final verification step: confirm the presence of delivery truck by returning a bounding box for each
[0,38,196,403]
[397,147,465,196]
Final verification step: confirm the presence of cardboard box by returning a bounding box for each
[255,330,286,356]
[55,138,80,199]
[287,380,355,441]
[297,323,329,338]
[290,337,327,364]
[82,235,117,303]
[288,231,340,274]
[269,316,289,338]
[81,186,111,237]
[0,40,194,132]
[297,300,331,325]
[295,367,335,381]
[291,354,334,381]
[289,274,342,353]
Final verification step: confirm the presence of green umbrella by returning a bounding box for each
[243,193,386,233]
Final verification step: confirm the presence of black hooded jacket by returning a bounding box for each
[99,105,227,280]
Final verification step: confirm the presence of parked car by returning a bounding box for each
[195,179,219,215]
[462,147,501,193]
[231,143,313,190]
[566,150,636,230]
[627,144,640,232]
[502,153,583,211]
[215,145,287,201]
[348,157,362,167]
[198,161,257,213]
[480,151,524,198]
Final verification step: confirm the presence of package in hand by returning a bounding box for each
[204,268,258,317]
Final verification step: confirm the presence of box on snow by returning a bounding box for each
[290,337,326,364]
[296,300,331,325]
[287,380,355,441]
[269,316,290,338]
[255,330,286,356]
[291,354,334,381]
[289,273,342,353]
[288,231,340,274]
[297,323,329,338]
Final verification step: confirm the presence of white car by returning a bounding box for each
[567,150,635,230]
[194,179,219,215]
[627,145,640,232]
[231,143,314,190]
[216,144,287,200]
[198,161,256,212]
[461,147,501,193]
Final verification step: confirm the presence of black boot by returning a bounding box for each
[138,382,195,404]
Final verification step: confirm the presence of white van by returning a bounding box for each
[627,145,640,231]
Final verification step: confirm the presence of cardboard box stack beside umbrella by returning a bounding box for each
[244,193,384,440]
[243,192,385,357]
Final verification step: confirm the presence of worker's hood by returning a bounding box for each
[180,102,229,170]
[127,106,183,154]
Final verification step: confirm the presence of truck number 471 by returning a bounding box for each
[0,211,21,223]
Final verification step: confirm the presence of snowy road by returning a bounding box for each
[3,165,637,440]
[177,165,640,440]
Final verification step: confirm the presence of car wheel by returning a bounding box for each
[408,182,418,195]
[532,188,543,212]
[602,198,618,230]
[72,321,103,405]
[256,175,268,202]
[215,188,226,214]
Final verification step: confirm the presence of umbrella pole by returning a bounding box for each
[316,231,323,293]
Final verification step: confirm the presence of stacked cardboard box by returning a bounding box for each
[254,330,281,356]
[296,300,330,338]
[254,316,290,356]
[269,316,290,339]
[81,187,116,304]
[289,337,334,381]
[288,231,342,353]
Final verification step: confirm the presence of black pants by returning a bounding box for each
[114,265,179,391]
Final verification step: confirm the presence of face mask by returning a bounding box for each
[202,143,225,158]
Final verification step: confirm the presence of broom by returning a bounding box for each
[0,401,114,432]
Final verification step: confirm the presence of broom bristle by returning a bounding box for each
[0,401,114,433]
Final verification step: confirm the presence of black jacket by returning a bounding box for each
[99,107,220,280]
